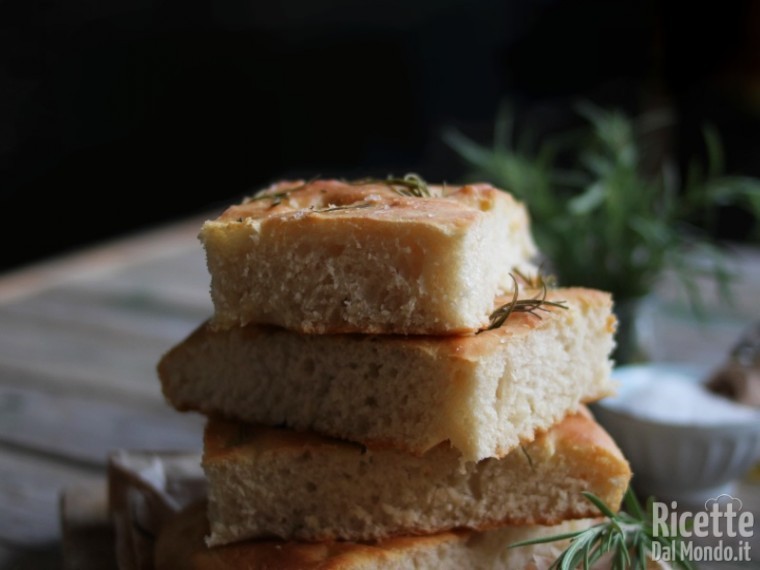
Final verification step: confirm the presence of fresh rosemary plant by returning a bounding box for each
[510,488,696,570]
[445,102,760,307]
[487,275,567,330]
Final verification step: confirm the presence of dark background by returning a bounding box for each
[2,0,759,271]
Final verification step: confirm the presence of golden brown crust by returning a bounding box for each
[201,410,630,543]
[214,179,512,227]
[448,287,614,359]
[156,502,603,570]
[203,408,624,465]
[159,285,616,461]
[200,178,538,335]
[202,416,362,462]
[160,287,613,368]
[158,502,489,570]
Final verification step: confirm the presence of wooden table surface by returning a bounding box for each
[0,218,209,569]
[0,217,758,569]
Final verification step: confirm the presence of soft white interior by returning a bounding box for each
[164,331,457,453]
[450,298,616,459]
[204,420,627,545]
[160,291,615,462]
[201,197,534,334]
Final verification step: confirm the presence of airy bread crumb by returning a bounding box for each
[200,179,537,334]
[203,410,630,545]
[159,287,617,462]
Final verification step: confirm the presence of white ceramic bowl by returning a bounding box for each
[592,364,760,503]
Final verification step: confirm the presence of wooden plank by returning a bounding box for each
[1,285,208,346]
[0,214,211,305]
[0,447,101,547]
[0,382,203,467]
[69,247,212,310]
[0,362,165,416]
[0,242,210,406]
[0,308,183,402]
[0,255,209,402]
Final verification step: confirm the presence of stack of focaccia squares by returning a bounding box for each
[157,178,632,569]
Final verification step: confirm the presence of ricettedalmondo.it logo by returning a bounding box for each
[651,494,754,564]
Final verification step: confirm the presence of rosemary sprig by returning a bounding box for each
[244,173,431,209]
[520,444,535,472]
[509,488,696,570]
[313,202,374,213]
[352,173,431,197]
[487,275,568,330]
[244,175,322,207]
[513,266,558,290]
[245,190,290,207]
